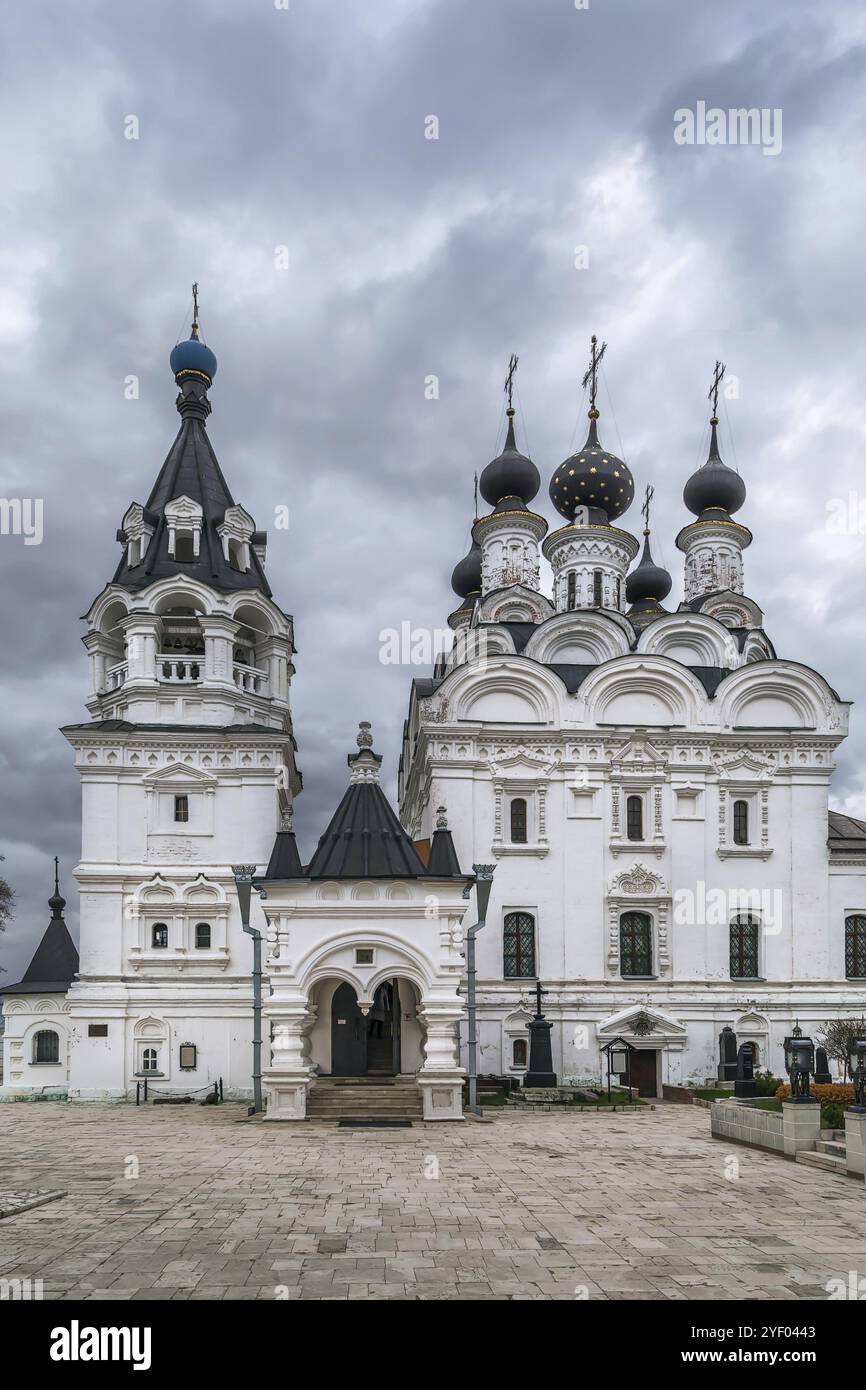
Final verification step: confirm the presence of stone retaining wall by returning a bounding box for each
[711,1099,785,1154]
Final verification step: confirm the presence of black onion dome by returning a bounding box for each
[626,531,672,605]
[683,417,746,517]
[479,410,540,506]
[550,410,634,522]
[451,539,482,598]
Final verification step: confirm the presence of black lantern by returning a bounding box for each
[849,1037,866,1112]
[783,1033,815,1102]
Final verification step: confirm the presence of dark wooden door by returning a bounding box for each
[628,1049,658,1098]
[331,982,366,1076]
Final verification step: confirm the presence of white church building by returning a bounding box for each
[2,319,865,1112]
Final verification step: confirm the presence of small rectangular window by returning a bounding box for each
[510,798,528,844]
[175,533,195,562]
[88,1024,108,1038]
[732,799,749,845]
[174,795,189,823]
[355,948,374,965]
[626,794,643,841]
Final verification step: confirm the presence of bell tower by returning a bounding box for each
[63,296,301,1100]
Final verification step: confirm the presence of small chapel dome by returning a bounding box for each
[626,530,672,605]
[550,409,635,523]
[451,539,482,598]
[170,331,218,384]
[479,410,540,507]
[683,417,745,517]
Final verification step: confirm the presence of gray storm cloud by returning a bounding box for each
[1,0,865,977]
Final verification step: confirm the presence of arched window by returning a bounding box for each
[141,1047,159,1072]
[730,914,760,979]
[228,540,247,573]
[33,1030,59,1065]
[512,1037,528,1068]
[567,571,576,610]
[510,797,528,844]
[174,532,195,562]
[615,577,621,610]
[626,795,643,841]
[846,914,866,978]
[620,912,652,977]
[503,912,536,978]
[152,923,168,949]
[732,799,749,845]
[195,923,211,950]
[593,570,603,607]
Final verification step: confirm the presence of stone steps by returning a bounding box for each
[306,1079,423,1120]
[795,1149,848,1174]
[816,1139,847,1158]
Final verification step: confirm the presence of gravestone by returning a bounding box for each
[717,1026,738,1082]
[814,1046,832,1085]
[734,1043,756,1098]
[524,981,557,1088]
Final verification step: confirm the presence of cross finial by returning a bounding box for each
[53,855,59,896]
[581,334,607,412]
[473,471,479,521]
[640,483,654,535]
[708,359,726,420]
[191,282,200,339]
[504,353,519,412]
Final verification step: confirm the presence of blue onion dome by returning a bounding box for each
[170,326,217,384]
[550,408,634,522]
[683,417,745,517]
[626,530,672,605]
[479,409,540,506]
[451,539,482,598]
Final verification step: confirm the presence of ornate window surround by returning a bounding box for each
[713,752,774,860]
[492,780,548,856]
[606,864,671,979]
[608,736,667,858]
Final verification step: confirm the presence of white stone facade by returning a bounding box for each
[399,602,866,1093]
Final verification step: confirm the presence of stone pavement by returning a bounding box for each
[0,1101,864,1300]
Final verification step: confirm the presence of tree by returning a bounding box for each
[0,855,14,976]
[817,1015,866,1079]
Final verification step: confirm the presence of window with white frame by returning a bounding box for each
[33,1030,59,1064]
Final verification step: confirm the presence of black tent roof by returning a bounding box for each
[0,861,78,997]
[112,373,271,597]
[262,727,467,883]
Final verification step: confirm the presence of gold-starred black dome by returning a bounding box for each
[550,410,634,522]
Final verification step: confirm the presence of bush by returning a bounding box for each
[752,1071,784,1097]
[821,1103,845,1130]
[775,1082,854,1105]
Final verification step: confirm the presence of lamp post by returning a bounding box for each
[233,864,263,1115]
[466,863,496,1117]
[849,1037,866,1113]
[783,1032,816,1103]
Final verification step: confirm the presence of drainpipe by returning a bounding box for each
[466,864,496,1117]
[233,865,263,1115]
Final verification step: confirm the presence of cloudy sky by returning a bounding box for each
[2,0,866,980]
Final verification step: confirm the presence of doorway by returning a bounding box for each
[330,980,401,1077]
[628,1049,659,1098]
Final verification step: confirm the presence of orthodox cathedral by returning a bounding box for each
[2,315,865,1115]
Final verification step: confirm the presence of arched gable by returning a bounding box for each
[524,611,633,665]
[716,663,843,733]
[636,613,739,668]
[579,656,707,728]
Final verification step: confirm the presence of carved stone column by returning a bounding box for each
[416,998,466,1121]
